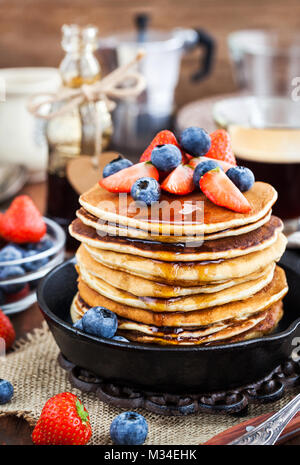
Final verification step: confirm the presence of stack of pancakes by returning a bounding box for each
[69,181,288,346]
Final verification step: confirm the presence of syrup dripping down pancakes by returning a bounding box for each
[69,181,288,346]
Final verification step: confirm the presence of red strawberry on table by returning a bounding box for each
[140,130,190,164]
[100,162,159,193]
[0,309,15,350]
[32,392,92,445]
[205,129,236,166]
[200,168,251,213]
[0,196,46,243]
[161,164,194,195]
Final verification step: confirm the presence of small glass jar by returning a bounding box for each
[46,25,113,249]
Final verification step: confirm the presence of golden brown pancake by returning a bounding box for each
[77,266,288,327]
[78,261,275,312]
[70,216,282,261]
[71,293,283,346]
[76,207,272,242]
[79,182,277,235]
[83,233,287,285]
[76,245,275,297]
[118,302,283,346]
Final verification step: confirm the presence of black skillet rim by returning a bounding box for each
[37,254,300,353]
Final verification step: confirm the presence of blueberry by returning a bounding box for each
[23,250,49,272]
[26,238,53,253]
[0,266,25,293]
[151,144,182,172]
[0,379,14,404]
[110,411,148,445]
[103,156,133,178]
[73,319,84,330]
[131,177,161,206]
[180,127,211,157]
[226,166,255,192]
[113,335,129,342]
[0,245,23,262]
[0,289,5,305]
[193,160,221,190]
[82,306,118,339]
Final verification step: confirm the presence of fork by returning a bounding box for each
[228,393,300,445]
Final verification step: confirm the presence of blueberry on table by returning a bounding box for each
[110,411,148,445]
[151,144,182,172]
[82,306,118,339]
[131,177,161,206]
[226,166,255,192]
[193,159,221,190]
[26,238,53,253]
[103,156,133,178]
[0,266,25,294]
[0,379,14,404]
[180,127,211,157]
[0,245,23,262]
[23,250,49,272]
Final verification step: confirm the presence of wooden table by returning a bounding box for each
[1,181,299,445]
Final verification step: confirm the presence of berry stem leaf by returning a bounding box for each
[76,399,89,425]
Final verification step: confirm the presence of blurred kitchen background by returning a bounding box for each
[1,0,300,232]
[1,0,299,104]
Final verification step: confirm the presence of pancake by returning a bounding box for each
[76,207,272,243]
[79,182,277,235]
[76,245,275,297]
[78,260,275,312]
[83,233,287,285]
[70,293,283,346]
[70,216,282,262]
[118,302,283,346]
[77,265,288,327]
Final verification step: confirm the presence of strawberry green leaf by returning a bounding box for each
[76,399,89,425]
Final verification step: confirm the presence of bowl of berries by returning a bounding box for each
[0,195,65,314]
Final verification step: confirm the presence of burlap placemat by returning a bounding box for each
[0,323,297,445]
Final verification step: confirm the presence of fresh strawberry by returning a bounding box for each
[140,130,190,164]
[0,309,15,350]
[32,392,92,445]
[140,130,179,162]
[161,164,194,195]
[200,168,251,213]
[100,162,159,193]
[205,129,236,166]
[0,196,46,244]
[189,156,233,172]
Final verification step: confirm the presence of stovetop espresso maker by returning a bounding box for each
[98,14,215,158]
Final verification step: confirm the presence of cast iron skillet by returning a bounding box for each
[37,250,300,393]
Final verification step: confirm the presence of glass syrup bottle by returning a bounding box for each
[46,24,112,249]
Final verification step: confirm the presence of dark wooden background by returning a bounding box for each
[1,0,300,107]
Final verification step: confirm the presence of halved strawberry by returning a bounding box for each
[140,130,190,164]
[99,162,159,193]
[161,164,194,195]
[200,168,251,213]
[189,156,233,172]
[205,129,236,166]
